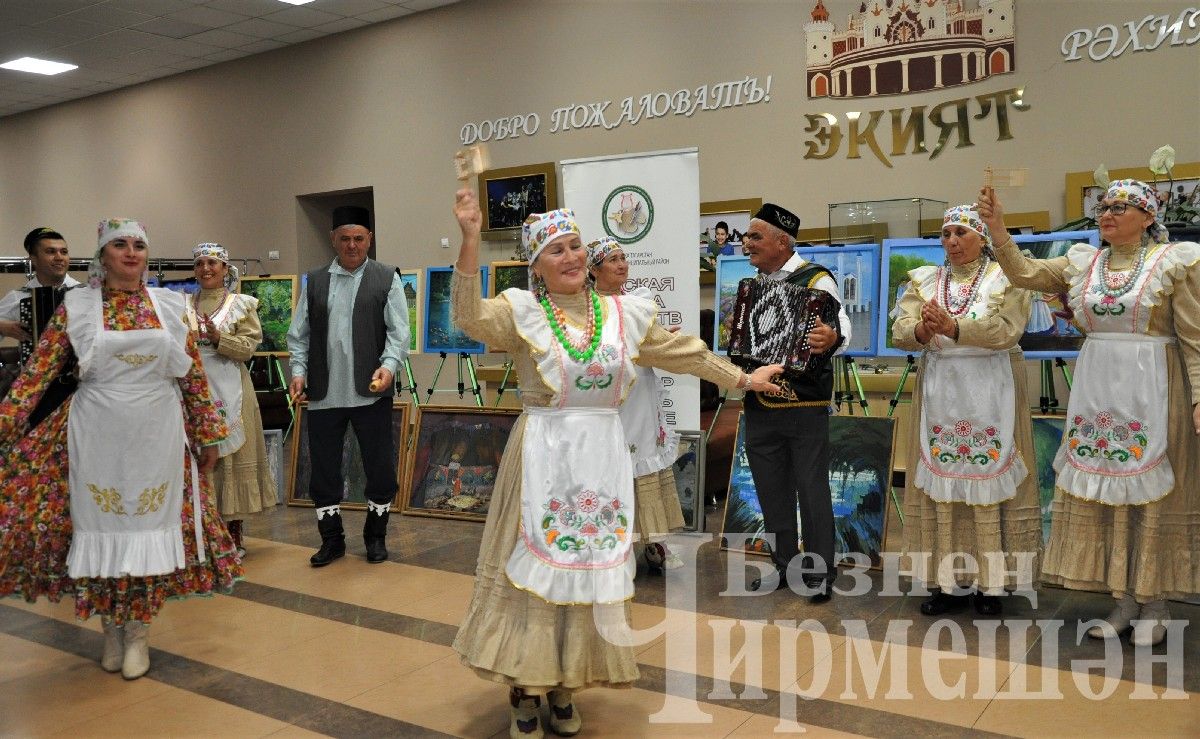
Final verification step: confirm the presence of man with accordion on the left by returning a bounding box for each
[0,226,81,424]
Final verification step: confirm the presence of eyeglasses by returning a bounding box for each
[1092,202,1143,217]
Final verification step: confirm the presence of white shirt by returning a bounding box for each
[0,274,83,321]
[764,253,851,356]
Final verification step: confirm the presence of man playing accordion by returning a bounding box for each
[740,203,849,602]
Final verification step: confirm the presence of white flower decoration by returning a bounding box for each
[1093,165,1109,189]
[1149,145,1175,175]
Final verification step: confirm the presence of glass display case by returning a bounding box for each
[827,197,947,243]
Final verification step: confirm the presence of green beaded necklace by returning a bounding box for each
[540,290,603,363]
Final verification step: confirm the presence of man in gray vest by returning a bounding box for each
[287,205,410,567]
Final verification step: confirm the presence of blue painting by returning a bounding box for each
[425,266,487,354]
[714,255,757,354]
[1012,230,1099,359]
[877,238,944,357]
[797,243,881,357]
[1030,415,1066,543]
[720,413,894,566]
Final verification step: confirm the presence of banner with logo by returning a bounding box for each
[561,147,701,431]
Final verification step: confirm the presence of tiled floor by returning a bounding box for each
[1,504,1196,738]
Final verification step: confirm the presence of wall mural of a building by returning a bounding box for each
[804,0,1015,99]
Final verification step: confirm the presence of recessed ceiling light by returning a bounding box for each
[277,0,317,5]
[0,57,77,75]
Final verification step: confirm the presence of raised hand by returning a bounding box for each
[976,184,1006,237]
[454,188,483,238]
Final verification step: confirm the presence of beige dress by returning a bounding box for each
[450,269,741,691]
[893,258,1042,594]
[993,238,1200,603]
[189,288,278,518]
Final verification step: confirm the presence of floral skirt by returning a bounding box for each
[0,403,244,624]
[452,413,640,692]
[902,352,1043,593]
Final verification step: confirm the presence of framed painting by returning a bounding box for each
[398,268,422,354]
[672,430,705,532]
[713,255,757,354]
[478,162,557,233]
[720,413,895,568]
[876,237,944,357]
[489,260,529,296]
[1065,162,1200,222]
[1030,414,1066,545]
[700,198,760,272]
[237,275,298,356]
[424,266,487,354]
[262,428,286,504]
[797,243,882,357]
[287,400,410,510]
[400,405,521,521]
[1011,230,1099,359]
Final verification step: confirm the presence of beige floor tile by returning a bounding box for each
[723,712,873,738]
[0,660,171,735]
[344,653,512,737]
[395,585,474,625]
[0,633,90,686]
[567,686,756,737]
[264,725,332,738]
[150,597,344,669]
[48,683,290,738]
[975,666,1198,737]
[237,627,454,703]
[628,601,704,656]
[638,615,847,693]
[787,633,1017,729]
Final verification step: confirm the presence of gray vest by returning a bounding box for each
[304,259,396,401]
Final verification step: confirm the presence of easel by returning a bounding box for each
[886,354,917,419]
[399,357,421,405]
[834,357,870,416]
[492,359,519,407]
[425,351,483,407]
[248,354,297,437]
[1037,357,1073,414]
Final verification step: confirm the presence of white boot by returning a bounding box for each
[1085,593,1139,639]
[122,622,150,680]
[100,620,124,673]
[546,689,582,737]
[508,689,543,739]
[1131,600,1169,647]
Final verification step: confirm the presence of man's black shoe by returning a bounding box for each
[365,537,388,564]
[310,536,346,567]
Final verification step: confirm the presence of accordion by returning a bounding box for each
[726,277,840,381]
[18,285,70,363]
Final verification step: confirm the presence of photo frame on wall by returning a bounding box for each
[424,266,487,354]
[700,198,760,272]
[400,405,522,521]
[720,413,895,568]
[1065,162,1200,222]
[489,260,529,296]
[797,243,881,357]
[398,268,422,354]
[672,431,705,532]
[478,162,557,233]
[237,275,298,356]
[287,400,410,510]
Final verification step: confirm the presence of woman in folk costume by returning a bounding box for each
[449,189,781,739]
[892,204,1041,617]
[587,236,684,572]
[187,243,278,556]
[0,219,242,680]
[981,180,1200,647]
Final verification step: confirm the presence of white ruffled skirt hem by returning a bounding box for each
[504,543,635,606]
[67,527,186,579]
[914,454,1027,506]
[1053,446,1175,506]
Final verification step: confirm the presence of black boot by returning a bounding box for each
[920,589,970,616]
[310,506,346,567]
[364,501,390,564]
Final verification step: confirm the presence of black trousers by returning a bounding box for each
[743,405,835,582]
[307,397,398,509]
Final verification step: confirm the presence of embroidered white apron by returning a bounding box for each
[505,293,639,605]
[186,292,246,456]
[913,265,1026,504]
[65,288,204,578]
[1054,245,1176,505]
[618,287,678,476]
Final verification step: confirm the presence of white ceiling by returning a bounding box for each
[0,0,461,119]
